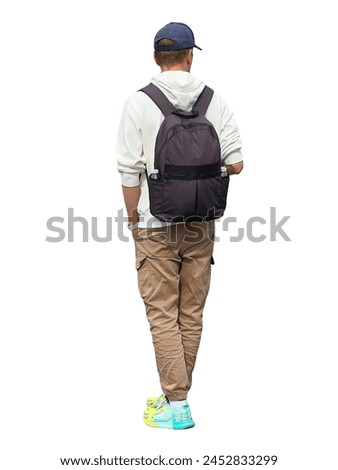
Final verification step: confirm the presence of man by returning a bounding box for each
[116,22,243,429]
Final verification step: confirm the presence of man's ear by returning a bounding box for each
[153,51,159,65]
[187,49,193,65]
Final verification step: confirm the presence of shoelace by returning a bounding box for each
[156,397,168,409]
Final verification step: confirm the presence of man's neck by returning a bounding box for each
[160,65,191,72]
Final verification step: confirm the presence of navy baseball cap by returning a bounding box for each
[154,22,202,51]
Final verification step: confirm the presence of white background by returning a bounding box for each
[1,1,337,469]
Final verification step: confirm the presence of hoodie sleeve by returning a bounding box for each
[219,99,243,165]
[116,94,146,187]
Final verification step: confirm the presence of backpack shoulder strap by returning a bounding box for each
[139,83,176,117]
[193,86,214,116]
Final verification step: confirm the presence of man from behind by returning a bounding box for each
[116,22,243,429]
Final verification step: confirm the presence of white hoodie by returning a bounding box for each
[116,71,242,227]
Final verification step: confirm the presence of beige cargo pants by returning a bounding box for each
[134,221,215,401]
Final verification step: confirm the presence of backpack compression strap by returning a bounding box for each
[139,83,214,117]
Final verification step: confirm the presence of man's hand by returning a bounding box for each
[226,161,244,175]
[131,228,140,239]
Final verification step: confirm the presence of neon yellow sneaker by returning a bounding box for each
[146,393,167,408]
[143,402,195,430]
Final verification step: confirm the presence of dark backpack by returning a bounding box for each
[140,83,229,223]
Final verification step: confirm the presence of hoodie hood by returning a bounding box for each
[150,71,205,112]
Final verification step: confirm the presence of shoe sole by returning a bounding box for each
[143,417,195,430]
[143,418,173,429]
[173,420,195,430]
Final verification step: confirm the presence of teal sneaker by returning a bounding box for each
[144,402,195,430]
[171,404,195,430]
